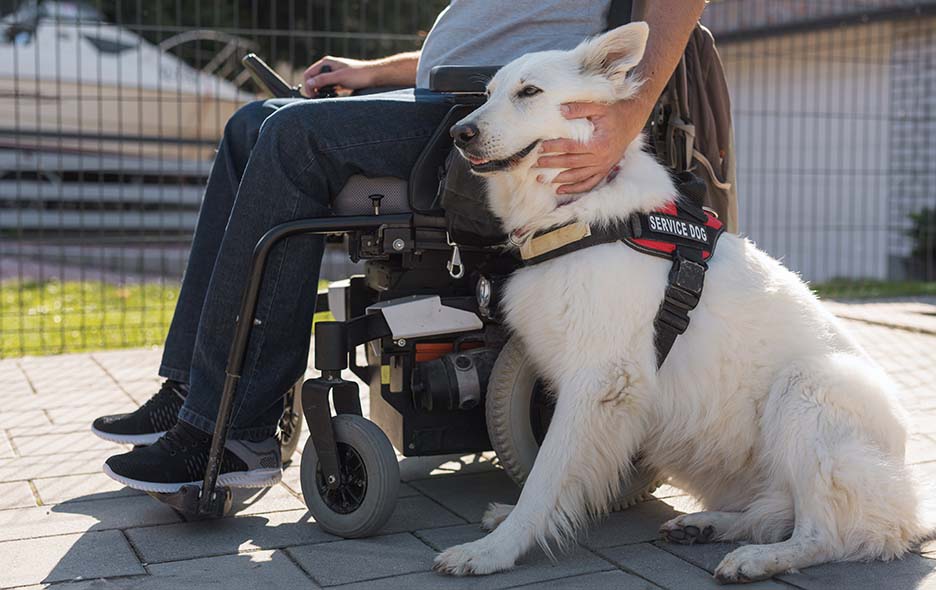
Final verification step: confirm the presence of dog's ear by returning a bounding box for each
[576,22,649,83]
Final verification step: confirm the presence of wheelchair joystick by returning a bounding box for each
[315,65,339,99]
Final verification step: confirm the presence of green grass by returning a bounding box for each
[811,279,936,300]
[1,279,180,357]
[2,279,333,358]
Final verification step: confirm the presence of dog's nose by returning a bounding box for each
[450,123,479,148]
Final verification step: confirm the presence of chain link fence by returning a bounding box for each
[1,0,934,357]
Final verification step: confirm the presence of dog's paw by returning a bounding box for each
[660,514,717,545]
[433,539,517,576]
[481,503,514,532]
[713,545,776,584]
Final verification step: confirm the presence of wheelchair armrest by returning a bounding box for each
[429,65,501,93]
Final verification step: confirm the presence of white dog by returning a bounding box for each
[433,22,928,583]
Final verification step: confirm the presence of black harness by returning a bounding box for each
[515,175,725,368]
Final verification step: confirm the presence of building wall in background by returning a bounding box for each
[719,22,894,282]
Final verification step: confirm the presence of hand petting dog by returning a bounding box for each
[536,98,653,195]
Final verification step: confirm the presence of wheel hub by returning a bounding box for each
[316,442,368,514]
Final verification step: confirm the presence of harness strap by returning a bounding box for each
[517,218,638,265]
[653,246,706,368]
[515,196,724,370]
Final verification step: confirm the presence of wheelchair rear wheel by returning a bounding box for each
[486,337,662,510]
[299,414,399,538]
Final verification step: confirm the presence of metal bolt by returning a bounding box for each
[392,238,406,251]
[396,338,407,347]
[326,475,337,485]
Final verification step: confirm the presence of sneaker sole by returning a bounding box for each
[103,463,282,494]
[91,426,165,446]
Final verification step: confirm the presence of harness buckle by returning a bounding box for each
[658,254,706,334]
[670,256,705,297]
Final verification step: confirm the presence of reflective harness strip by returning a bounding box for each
[516,199,725,369]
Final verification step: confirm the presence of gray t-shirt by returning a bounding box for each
[416,0,612,88]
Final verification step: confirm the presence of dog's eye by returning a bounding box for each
[517,85,542,98]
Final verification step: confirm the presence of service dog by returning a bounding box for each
[434,22,929,583]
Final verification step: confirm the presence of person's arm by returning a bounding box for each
[535,0,706,195]
[302,51,420,96]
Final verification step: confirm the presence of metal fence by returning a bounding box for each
[1,0,934,357]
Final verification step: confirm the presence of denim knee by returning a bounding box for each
[223,100,271,149]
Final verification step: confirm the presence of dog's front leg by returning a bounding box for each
[434,369,648,575]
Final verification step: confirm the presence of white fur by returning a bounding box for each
[433,23,929,582]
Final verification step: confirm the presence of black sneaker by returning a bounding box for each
[103,421,282,493]
[91,379,188,445]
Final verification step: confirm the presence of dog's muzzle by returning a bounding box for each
[459,140,540,174]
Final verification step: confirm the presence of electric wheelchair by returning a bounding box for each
[155,56,660,537]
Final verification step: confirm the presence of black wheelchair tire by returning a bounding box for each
[300,414,399,538]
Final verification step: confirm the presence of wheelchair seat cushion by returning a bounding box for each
[333,175,411,215]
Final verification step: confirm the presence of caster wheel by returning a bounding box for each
[278,379,303,466]
[300,414,399,538]
[486,337,661,510]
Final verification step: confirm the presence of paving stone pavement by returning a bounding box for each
[1,301,936,589]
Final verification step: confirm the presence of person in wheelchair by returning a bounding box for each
[91,0,706,493]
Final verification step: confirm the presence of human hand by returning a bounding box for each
[534,100,650,195]
[302,56,379,96]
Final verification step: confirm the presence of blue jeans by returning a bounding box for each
[158,89,452,440]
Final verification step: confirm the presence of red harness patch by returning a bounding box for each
[623,202,724,261]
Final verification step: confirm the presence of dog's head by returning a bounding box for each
[450,22,649,180]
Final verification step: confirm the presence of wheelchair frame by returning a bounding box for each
[161,80,515,519]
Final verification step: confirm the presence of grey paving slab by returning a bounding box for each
[125,509,338,564]
[409,470,520,523]
[656,541,936,589]
[583,499,686,549]
[598,543,788,590]
[146,549,317,590]
[0,494,181,542]
[15,551,316,590]
[4,391,44,412]
[0,480,37,510]
[6,422,100,437]
[229,483,307,516]
[511,569,658,589]
[380,494,466,534]
[286,532,435,586]
[778,554,936,590]
[90,349,163,383]
[0,432,14,458]
[399,482,421,498]
[412,523,615,589]
[399,452,499,482]
[11,431,121,457]
[31,472,144,504]
[0,530,144,587]
[653,540,743,572]
[0,449,118,482]
[907,433,936,465]
[0,409,52,430]
[44,401,137,426]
